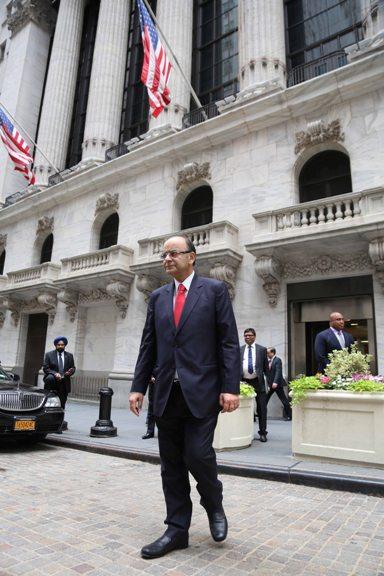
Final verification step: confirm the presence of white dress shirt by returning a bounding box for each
[242,342,257,380]
[173,270,195,308]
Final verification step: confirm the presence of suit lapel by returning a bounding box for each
[164,282,175,329]
[176,274,203,333]
[328,328,342,349]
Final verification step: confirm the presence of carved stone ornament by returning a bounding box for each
[106,280,131,319]
[0,234,7,249]
[254,256,282,307]
[136,275,162,303]
[368,238,384,291]
[3,298,21,326]
[0,311,5,328]
[57,289,78,322]
[176,162,211,192]
[209,263,237,300]
[7,0,57,36]
[294,119,345,154]
[95,192,119,215]
[78,289,112,304]
[283,253,372,279]
[36,216,54,236]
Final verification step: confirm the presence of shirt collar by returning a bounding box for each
[174,270,195,292]
[330,327,342,335]
[246,342,256,349]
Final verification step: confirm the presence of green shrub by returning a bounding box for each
[239,382,256,397]
[324,344,371,380]
[348,380,384,393]
[289,376,325,405]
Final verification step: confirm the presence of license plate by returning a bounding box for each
[14,420,36,431]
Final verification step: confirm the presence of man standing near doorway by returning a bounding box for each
[266,347,292,420]
[129,235,240,559]
[43,337,76,432]
[315,312,354,373]
[240,328,269,442]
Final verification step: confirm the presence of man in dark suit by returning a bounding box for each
[129,235,240,560]
[240,328,269,442]
[315,312,354,373]
[43,336,76,431]
[266,347,291,420]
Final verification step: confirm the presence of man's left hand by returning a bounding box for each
[220,393,239,413]
[272,383,278,389]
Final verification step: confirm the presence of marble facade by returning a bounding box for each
[0,1,383,409]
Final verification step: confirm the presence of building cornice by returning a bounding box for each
[0,50,383,226]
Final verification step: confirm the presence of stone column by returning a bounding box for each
[34,0,85,186]
[81,0,130,163]
[148,0,193,135]
[238,0,286,94]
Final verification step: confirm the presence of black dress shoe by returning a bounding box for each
[208,510,228,542]
[142,430,155,439]
[141,532,188,559]
[61,420,68,431]
[259,434,267,442]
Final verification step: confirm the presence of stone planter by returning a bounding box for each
[292,391,384,467]
[213,395,254,451]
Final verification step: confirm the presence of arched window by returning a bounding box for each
[181,186,213,230]
[40,234,53,264]
[99,213,119,249]
[0,250,5,275]
[299,151,352,203]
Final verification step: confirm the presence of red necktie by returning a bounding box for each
[174,284,187,327]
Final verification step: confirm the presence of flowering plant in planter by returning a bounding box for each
[290,345,384,404]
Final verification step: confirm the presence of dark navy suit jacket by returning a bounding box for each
[42,350,76,393]
[131,274,240,418]
[314,328,354,373]
[239,344,268,393]
[266,356,286,388]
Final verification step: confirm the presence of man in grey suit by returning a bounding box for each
[240,328,269,442]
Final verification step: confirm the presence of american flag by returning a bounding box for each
[0,108,35,185]
[136,0,172,118]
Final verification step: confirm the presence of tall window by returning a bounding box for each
[120,0,157,142]
[66,0,100,168]
[0,250,5,275]
[181,187,213,229]
[192,0,239,106]
[285,0,363,85]
[99,213,119,249]
[299,151,352,203]
[40,234,53,264]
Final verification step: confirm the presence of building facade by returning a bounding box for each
[0,0,383,409]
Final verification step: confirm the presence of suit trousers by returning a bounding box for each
[267,386,292,418]
[155,383,222,535]
[243,377,267,435]
[44,374,68,409]
[146,380,155,433]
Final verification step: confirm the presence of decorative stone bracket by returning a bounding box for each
[57,289,78,323]
[0,310,5,328]
[136,275,163,303]
[1,292,57,326]
[254,255,282,307]
[209,263,237,300]
[105,280,131,319]
[7,0,57,36]
[0,234,7,250]
[368,238,384,290]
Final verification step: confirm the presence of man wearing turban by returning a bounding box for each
[43,337,76,431]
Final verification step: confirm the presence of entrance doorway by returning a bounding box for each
[288,276,376,378]
[23,313,48,386]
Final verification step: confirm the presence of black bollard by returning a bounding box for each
[90,387,117,437]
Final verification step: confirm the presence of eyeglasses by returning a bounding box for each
[160,250,192,260]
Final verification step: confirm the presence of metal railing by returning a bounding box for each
[182,102,219,129]
[287,51,348,87]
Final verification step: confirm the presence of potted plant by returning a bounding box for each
[213,383,256,451]
[290,346,384,466]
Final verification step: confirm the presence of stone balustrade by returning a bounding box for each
[6,263,60,286]
[60,245,133,278]
[253,187,384,237]
[139,221,240,261]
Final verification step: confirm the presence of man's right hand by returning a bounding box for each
[129,392,144,416]
[54,373,61,380]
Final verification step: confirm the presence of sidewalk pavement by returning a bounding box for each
[45,400,384,495]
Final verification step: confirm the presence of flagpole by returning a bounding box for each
[0,101,60,176]
[141,0,208,121]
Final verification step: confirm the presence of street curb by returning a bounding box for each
[44,437,384,496]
